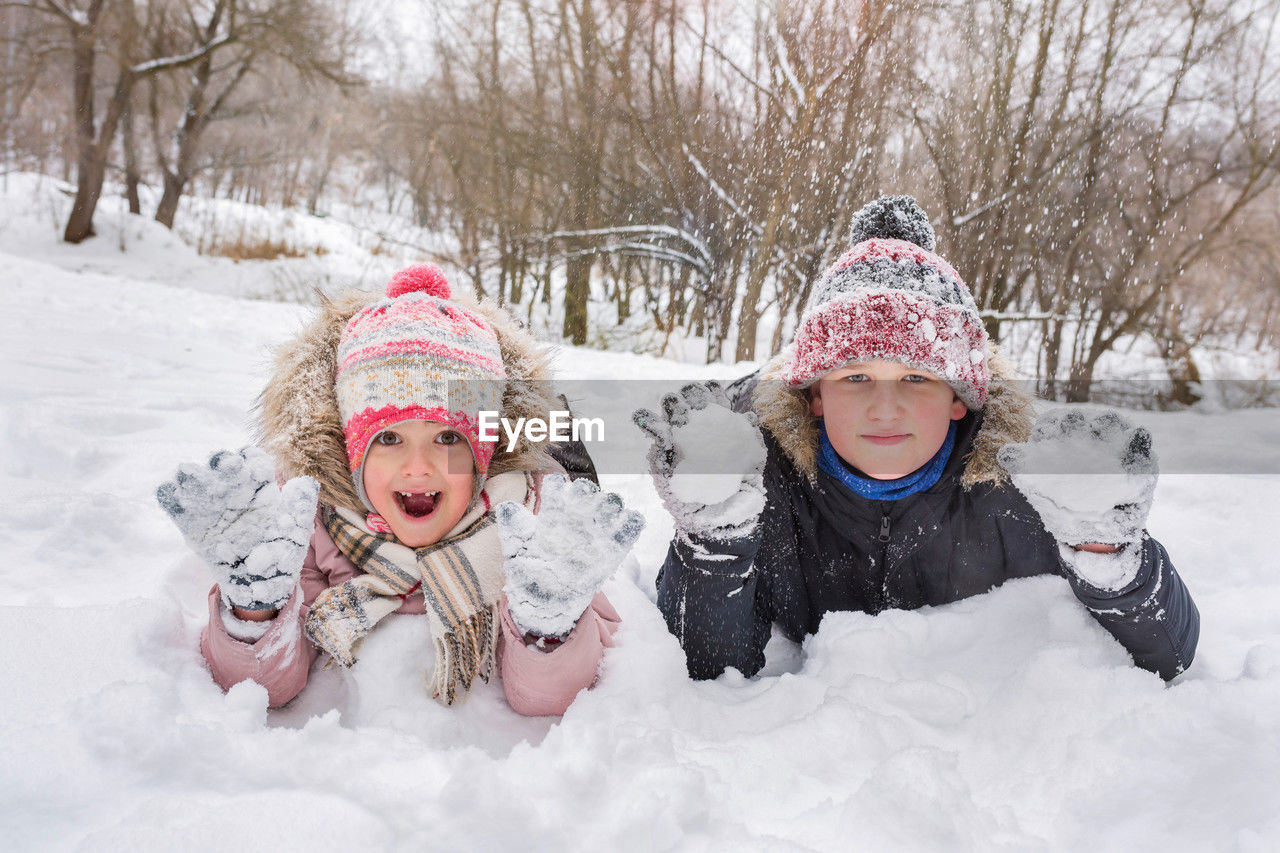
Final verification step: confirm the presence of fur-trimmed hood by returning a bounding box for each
[255,288,560,514]
[750,345,1034,489]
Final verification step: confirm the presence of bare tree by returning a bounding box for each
[2,6,65,176]
[707,0,899,361]
[16,0,242,242]
[908,0,1280,400]
[145,0,358,228]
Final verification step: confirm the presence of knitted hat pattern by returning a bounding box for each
[784,195,990,409]
[336,264,506,510]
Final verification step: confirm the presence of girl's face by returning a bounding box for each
[810,360,967,480]
[362,420,476,547]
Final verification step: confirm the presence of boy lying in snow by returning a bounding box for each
[636,196,1199,682]
[157,264,641,714]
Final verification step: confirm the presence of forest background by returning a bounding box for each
[4,0,1279,403]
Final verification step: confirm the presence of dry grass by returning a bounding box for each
[203,235,327,261]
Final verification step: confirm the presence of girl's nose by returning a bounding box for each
[402,443,438,477]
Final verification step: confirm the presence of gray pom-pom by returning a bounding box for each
[848,195,935,252]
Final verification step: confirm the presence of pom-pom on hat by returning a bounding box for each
[784,195,990,409]
[336,263,506,511]
[386,263,451,299]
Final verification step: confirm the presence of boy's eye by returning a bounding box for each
[376,431,401,446]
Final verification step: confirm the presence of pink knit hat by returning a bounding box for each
[336,264,506,510]
[784,196,990,409]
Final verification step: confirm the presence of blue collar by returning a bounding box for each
[817,420,957,501]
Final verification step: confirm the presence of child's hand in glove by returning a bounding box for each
[632,381,767,541]
[497,475,644,641]
[997,409,1158,589]
[156,446,318,615]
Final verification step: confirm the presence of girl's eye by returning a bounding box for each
[904,374,927,384]
[437,431,462,445]
[845,374,870,383]
[376,431,401,446]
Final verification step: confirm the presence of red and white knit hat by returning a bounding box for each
[784,195,990,409]
[336,264,506,510]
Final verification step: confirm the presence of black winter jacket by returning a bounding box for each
[656,376,1200,682]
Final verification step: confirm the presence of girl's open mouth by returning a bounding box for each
[396,490,440,518]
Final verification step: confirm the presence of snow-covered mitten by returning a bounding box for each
[632,381,767,540]
[156,446,319,612]
[997,409,1158,590]
[497,474,644,640]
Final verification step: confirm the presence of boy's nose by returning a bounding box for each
[867,381,905,418]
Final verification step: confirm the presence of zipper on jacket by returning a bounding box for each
[872,505,892,612]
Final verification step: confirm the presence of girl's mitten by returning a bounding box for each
[497,475,643,640]
[157,446,318,612]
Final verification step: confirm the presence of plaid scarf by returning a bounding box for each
[304,471,533,705]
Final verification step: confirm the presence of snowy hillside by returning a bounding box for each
[2,185,1280,850]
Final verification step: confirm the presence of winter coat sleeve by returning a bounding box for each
[199,513,355,708]
[649,369,777,680]
[656,496,778,682]
[1064,535,1199,680]
[199,584,314,707]
[496,592,620,716]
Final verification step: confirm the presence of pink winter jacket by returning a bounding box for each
[200,516,620,716]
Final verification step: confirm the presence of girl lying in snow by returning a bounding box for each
[157,264,642,715]
[636,196,1199,682]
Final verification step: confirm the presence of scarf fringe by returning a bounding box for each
[428,606,501,705]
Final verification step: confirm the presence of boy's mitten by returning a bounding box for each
[156,446,318,612]
[633,381,767,541]
[497,474,644,640]
[997,409,1158,590]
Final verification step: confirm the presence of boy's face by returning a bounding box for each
[810,360,967,480]
[362,419,476,547]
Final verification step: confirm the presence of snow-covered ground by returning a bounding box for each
[3,182,1280,851]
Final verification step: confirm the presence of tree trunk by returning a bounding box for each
[122,94,141,215]
[1042,318,1064,400]
[65,69,132,242]
[1159,309,1202,407]
[734,189,788,362]
[151,12,249,231]
[509,243,526,305]
[154,171,185,229]
[63,28,103,243]
[734,95,818,362]
[768,305,788,357]
[705,290,725,364]
[616,271,631,321]
[306,158,332,216]
[983,315,1002,344]
[1064,350,1102,403]
[64,153,105,243]
[562,252,592,344]
[1063,373,1092,403]
[706,261,740,364]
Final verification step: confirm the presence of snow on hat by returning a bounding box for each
[336,263,506,510]
[784,195,990,409]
